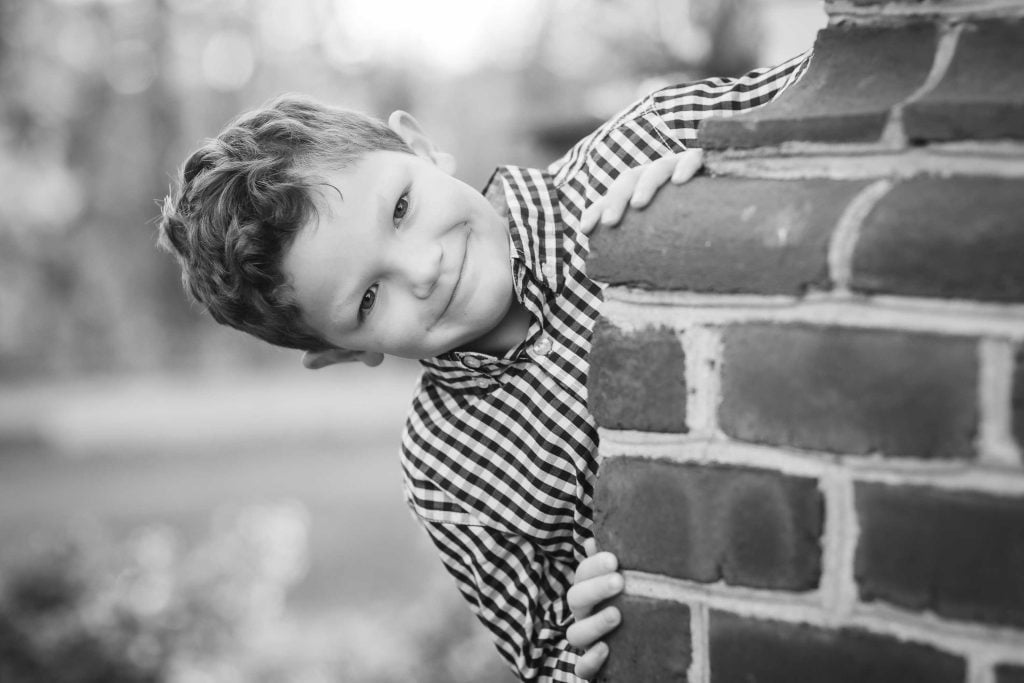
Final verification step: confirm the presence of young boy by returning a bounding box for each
[158,50,810,682]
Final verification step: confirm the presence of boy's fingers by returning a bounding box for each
[574,641,609,681]
[581,184,628,232]
[600,202,626,227]
[629,156,675,209]
[567,606,621,650]
[580,206,600,235]
[574,551,619,583]
[599,166,645,227]
[567,571,624,616]
[670,148,705,184]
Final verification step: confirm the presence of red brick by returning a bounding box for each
[997,664,1024,683]
[698,23,937,148]
[709,611,966,683]
[904,20,1024,142]
[595,596,690,683]
[851,178,1024,302]
[586,177,867,295]
[855,482,1024,628]
[720,324,978,459]
[1013,347,1024,452]
[587,319,687,433]
[594,457,823,590]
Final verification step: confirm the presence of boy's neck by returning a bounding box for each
[457,296,531,357]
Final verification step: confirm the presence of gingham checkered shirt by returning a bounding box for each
[400,51,811,682]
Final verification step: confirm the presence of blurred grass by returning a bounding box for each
[0,361,517,681]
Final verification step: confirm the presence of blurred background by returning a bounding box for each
[0,1,825,680]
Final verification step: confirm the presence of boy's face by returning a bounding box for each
[282,148,516,360]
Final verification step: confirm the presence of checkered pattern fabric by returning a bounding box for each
[401,50,812,682]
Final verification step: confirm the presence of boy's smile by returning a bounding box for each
[282,149,526,360]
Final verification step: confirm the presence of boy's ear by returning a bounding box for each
[302,348,384,369]
[387,110,456,175]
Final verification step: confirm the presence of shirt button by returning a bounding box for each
[531,335,553,357]
[473,377,491,389]
[463,356,482,370]
[542,263,557,280]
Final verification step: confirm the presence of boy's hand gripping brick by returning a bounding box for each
[566,538,625,680]
[580,149,704,235]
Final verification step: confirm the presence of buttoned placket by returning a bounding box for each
[530,334,553,359]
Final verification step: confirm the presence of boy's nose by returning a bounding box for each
[394,241,442,299]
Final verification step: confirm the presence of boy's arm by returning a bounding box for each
[651,49,813,147]
[418,519,590,682]
[549,50,811,230]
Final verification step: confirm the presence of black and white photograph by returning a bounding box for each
[1,0,1022,681]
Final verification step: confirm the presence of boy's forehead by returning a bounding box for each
[312,151,411,203]
[301,155,390,226]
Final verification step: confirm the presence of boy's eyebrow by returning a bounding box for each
[326,182,343,203]
[304,183,343,236]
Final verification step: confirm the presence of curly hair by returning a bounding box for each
[157,94,412,351]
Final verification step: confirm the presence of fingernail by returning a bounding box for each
[601,208,616,224]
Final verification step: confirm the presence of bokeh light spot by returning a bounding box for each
[201,30,255,91]
[105,39,157,95]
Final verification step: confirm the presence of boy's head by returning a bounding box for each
[158,95,521,365]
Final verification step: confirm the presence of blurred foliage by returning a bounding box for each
[0,503,310,683]
[324,575,516,683]
[0,502,514,683]
[0,0,767,381]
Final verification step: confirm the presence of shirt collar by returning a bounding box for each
[485,165,564,294]
[418,165,564,383]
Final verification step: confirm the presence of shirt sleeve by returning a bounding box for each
[418,517,586,682]
[649,48,814,146]
[547,50,813,213]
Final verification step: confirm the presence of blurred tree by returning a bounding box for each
[0,504,311,683]
[0,0,14,70]
[0,0,283,378]
[522,0,764,158]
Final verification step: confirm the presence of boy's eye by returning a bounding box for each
[359,285,377,317]
[393,194,409,223]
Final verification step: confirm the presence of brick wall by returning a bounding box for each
[585,1,1024,681]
